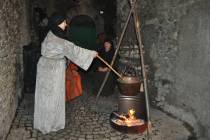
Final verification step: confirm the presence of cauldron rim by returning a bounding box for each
[117,76,140,84]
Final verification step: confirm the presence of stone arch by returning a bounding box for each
[66,1,104,34]
[67,15,97,50]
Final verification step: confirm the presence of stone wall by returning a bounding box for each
[117,0,210,139]
[0,0,30,139]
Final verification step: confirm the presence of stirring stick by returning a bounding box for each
[97,55,123,79]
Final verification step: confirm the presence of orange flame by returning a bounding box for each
[119,109,137,126]
[114,109,144,127]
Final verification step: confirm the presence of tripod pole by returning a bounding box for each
[131,0,152,139]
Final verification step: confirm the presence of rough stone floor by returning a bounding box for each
[7,92,192,140]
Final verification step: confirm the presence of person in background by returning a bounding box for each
[88,32,106,72]
[93,39,117,96]
[33,13,98,134]
[97,39,115,72]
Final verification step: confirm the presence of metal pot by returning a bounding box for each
[118,94,147,120]
[117,76,141,96]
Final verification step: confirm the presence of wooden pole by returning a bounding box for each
[131,0,152,139]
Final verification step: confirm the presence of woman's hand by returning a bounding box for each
[98,67,103,72]
[93,51,98,58]
[103,67,110,72]
[98,67,109,72]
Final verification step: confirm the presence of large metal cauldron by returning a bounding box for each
[117,76,141,96]
[118,94,147,120]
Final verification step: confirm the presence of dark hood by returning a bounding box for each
[48,13,67,40]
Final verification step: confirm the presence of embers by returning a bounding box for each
[111,109,144,127]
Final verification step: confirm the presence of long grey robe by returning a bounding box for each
[34,31,95,134]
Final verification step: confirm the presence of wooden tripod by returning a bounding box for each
[95,0,152,139]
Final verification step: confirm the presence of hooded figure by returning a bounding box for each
[33,13,97,134]
[48,13,67,39]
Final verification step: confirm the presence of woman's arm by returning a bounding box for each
[64,40,97,71]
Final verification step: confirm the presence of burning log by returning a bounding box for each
[112,118,144,127]
[111,109,145,127]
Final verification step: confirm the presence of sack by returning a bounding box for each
[66,63,82,101]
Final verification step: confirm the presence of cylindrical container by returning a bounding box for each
[117,76,141,96]
[118,93,147,120]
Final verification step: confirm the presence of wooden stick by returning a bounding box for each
[97,55,123,79]
[112,112,126,120]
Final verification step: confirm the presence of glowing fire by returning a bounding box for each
[123,109,136,125]
[128,109,135,119]
[113,109,144,127]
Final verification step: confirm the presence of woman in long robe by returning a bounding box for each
[33,13,97,134]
